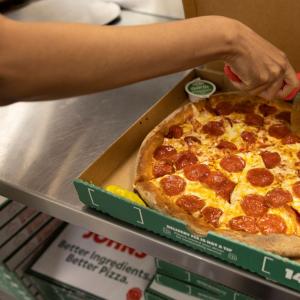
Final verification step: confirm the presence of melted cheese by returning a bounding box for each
[151,97,300,235]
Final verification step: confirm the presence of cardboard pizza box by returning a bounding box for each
[74,67,300,294]
[27,224,156,300]
[74,0,300,294]
[155,259,252,300]
[0,217,63,300]
[0,200,26,228]
[145,273,252,300]
[183,0,300,72]
[0,207,39,247]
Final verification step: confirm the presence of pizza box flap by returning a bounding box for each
[182,0,300,71]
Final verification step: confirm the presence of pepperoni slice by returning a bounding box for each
[265,188,292,208]
[160,175,186,196]
[175,151,198,170]
[183,163,210,182]
[220,155,245,172]
[166,125,183,138]
[276,111,291,123]
[241,194,268,217]
[184,136,201,146]
[217,140,237,151]
[257,214,287,234]
[205,101,216,114]
[153,145,177,161]
[229,216,259,233]
[205,171,236,201]
[153,161,174,178]
[247,168,274,187]
[241,131,256,144]
[260,151,281,169]
[245,113,264,127]
[292,181,300,197]
[259,104,277,116]
[215,101,233,116]
[202,121,224,136]
[234,101,255,114]
[202,206,223,227]
[268,124,290,139]
[176,195,205,213]
[282,134,300,145]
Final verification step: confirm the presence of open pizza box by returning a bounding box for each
[74,0,300,293]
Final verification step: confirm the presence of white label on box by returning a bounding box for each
[31,225,156,300]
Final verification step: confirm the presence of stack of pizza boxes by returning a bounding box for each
[73,0,300,295]
[0,196,64,300]
[27,223,157,300]
[145,260,254,300]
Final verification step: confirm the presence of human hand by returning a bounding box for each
[224,21,299,100]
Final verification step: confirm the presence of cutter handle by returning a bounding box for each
[224,64,300,100]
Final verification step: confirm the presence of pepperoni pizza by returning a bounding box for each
[134,93,300,257]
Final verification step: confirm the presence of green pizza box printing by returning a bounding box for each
[73,67,300,294]
[145,273,244,300]
[74,0,300,294]
[155,259,253,300]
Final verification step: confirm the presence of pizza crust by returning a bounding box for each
[135,102,200,182]
[134,92,300,259]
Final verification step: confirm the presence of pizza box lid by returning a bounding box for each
[182,0,300,72]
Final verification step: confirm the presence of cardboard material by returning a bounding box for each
[74,69,300,293]
[0,201,26,228]
[74,0,300,294]
[155,259,252,300]
[0,207,39,247]
[28,224,156,300]
[146,273,226,300]
[0,217,63,300]
[183,0,300,71]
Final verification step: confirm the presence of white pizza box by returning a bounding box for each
[74,0,300,293]
[28,224,156,300]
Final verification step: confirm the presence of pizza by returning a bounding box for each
[134,92,300,258]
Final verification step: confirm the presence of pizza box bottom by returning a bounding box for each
[73,68,300,293]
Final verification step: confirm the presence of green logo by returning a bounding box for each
[187,81,214,95]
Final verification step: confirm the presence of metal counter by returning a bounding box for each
[1,5,299,300]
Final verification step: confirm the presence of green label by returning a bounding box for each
[187,81,214,95]
[155,260,253,300]
[74,179,300,292]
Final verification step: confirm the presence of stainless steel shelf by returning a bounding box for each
[1,5,299,300]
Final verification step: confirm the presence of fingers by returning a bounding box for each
[259,79,284,99]
[276,63,299,99]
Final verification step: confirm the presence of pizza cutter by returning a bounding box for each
[224,64,300,134]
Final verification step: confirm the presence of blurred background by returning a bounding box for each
[0,0,185,24]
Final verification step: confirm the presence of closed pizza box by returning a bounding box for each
[28,224,156,300]
[155,259,252,300]
[145,273,252,300]
[74,0,300,294]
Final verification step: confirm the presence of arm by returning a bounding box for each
[0,15,298,104]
